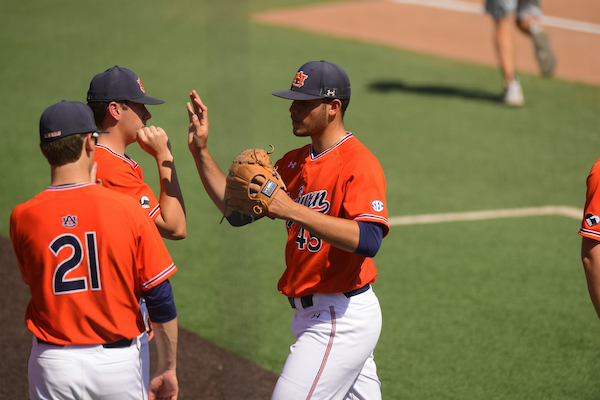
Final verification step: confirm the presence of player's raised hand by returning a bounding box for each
[149,370,178,400]
[137,126,173,161]
[187,90,209,153]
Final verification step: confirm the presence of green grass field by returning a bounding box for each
[2,0,600,398]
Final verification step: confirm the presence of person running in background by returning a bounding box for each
[486,0,556,106]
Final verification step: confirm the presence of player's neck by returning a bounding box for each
[97,130,127,156]
[50,160,93,187]
[311,124,347,156]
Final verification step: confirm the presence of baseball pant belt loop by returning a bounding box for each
[288,283,371,309]
[36,337,133,348]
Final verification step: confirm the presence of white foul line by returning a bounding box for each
[390,0,484,14]
[389,0,600,35]
[389,205,582,226]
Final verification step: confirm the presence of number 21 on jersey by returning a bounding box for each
[49,232,101,295]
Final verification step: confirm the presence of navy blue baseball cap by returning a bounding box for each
[272,60,351,100]
[40,101,108,143]
[87,66,164,105]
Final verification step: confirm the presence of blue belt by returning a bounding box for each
[288,284,371,309]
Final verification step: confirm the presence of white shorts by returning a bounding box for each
[28,333,149,400]
[272,286,382,400]
[485,0,542,20]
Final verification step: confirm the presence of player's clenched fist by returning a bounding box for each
[137,126,172,160]
[149,370,178,400]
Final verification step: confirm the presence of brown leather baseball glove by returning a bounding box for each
[225,146,286,218]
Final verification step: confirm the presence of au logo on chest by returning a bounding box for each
[62,215,78,228]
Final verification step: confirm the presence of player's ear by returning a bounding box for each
[328,99,342,117]
[84,132,96,152]
[107,101,122,121]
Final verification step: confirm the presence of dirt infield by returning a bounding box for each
[254,0,600,86]
[0,235,277,399]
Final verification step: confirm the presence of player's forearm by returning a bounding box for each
[581,237,600,319]
[286,201,360,253]
[152,318,178,373]
[155,156,187,239]
[191,147,230,215]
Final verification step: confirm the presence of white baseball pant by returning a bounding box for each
[272,286,383,400]
[28,332,149,400]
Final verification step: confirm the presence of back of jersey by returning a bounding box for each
[9,183,175,345]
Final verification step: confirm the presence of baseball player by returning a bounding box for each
[87,65,186,240]
[187,60,389,399]
[10,101,178,400]
[580,158,600,320]
[86,66,186,374]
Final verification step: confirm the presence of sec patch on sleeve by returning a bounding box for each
[371,200,385,212]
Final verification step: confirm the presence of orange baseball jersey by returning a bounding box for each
[274,133,390,298]
[94,144,160,220]
[10,183,176,345]
[580,158,600,240]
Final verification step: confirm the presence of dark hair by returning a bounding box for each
[40,133,88,166]
[87,100,129,128]
[323,98,350,119]
[339,98,350,118]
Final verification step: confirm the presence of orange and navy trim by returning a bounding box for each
[45,183,96,191]
[307,306,337,399]
[149,204,161,219]
[580,228,600,241]
[309,133,353,161]
[356,214,388,226]
[96,144,140,170]
[142,263,176,291]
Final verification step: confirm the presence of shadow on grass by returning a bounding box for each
[368,80,501,103]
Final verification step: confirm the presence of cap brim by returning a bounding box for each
[127,95,165,105]
[271,90,325,101]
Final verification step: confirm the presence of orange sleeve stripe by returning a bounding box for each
[142,263,177,290]
[148,204,161,219]
[355,214,389,225]
[580,228,600,240]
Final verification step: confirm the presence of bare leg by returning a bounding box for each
[518,15,556,76]
[493,15,524,106]
[493,16,515,87]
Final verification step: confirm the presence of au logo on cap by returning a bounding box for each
[292,71,308,88]
[137,77,146,93]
